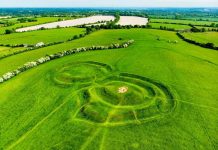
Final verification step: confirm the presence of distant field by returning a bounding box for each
[149,23,191,30]
[149,15,218,22]
[0,29,217,150]
[150,18,218,26]
[0,17,18,24]
[182,32,218,46]
[0,27,85,45]
[16,16,115,32]
[195,26,218,31]
[0,17,66,34]
[0,46,25,58]
[117,16,148,26]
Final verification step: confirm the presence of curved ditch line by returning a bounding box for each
[79,97,123,150]
[68,66,177,127]
[5,59,177,148]
[94,94,157,110]
[53,61,113,86]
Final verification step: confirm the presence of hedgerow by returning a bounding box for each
[0,40,134,83]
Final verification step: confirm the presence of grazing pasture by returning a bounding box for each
[0,46,25,58]
[0,27,85,45]
[0,29,217,150]
[150,18,218,26]
[149,23,191,30]
[182,32,218,46]
[0,17,63,34]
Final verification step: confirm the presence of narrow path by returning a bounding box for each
[6,90,79,150]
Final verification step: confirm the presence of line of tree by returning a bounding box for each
[81,24,149,31]
[159,26,176,31]
[17,17,37,23]
[0,28,94,60]
[188,25,218,32]
[177,32,218,50]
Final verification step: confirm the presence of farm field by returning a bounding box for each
[0,28,218,150]
[150,18,218,26]
[149,23,191,30]
[182,32,218,46]
[16,16,115,32]
[0,17,67,34]
[0,27,85,45]
[195,26,218,31]
[0,46,26,58]
[117,16,148,26]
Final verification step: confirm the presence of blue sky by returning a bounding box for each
[0,0,218,7]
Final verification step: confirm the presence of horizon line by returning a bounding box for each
[0,7,218,9]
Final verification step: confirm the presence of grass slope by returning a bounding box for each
[149,23,191,30]
[0,27,85,45]
[182,32,218,46]
[0,29,217,150]
[0,46,26,58]
[150,18,218,26]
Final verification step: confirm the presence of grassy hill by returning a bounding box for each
[150,18,218,26]
[0,28,217,149]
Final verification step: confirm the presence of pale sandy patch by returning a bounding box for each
[117,16,148,26]
[118,86,129,94]
[16,15,115,32]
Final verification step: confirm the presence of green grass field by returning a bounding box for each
[149,23,191,30]
[0,46,26,58]
[0,17,68,34]
[150,18,218,26]
[182,32,218,46]
[0,28,217,149]
[0,27,85,45]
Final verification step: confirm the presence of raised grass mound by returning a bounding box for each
[53,61,112,86]
[52,61,176,126]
